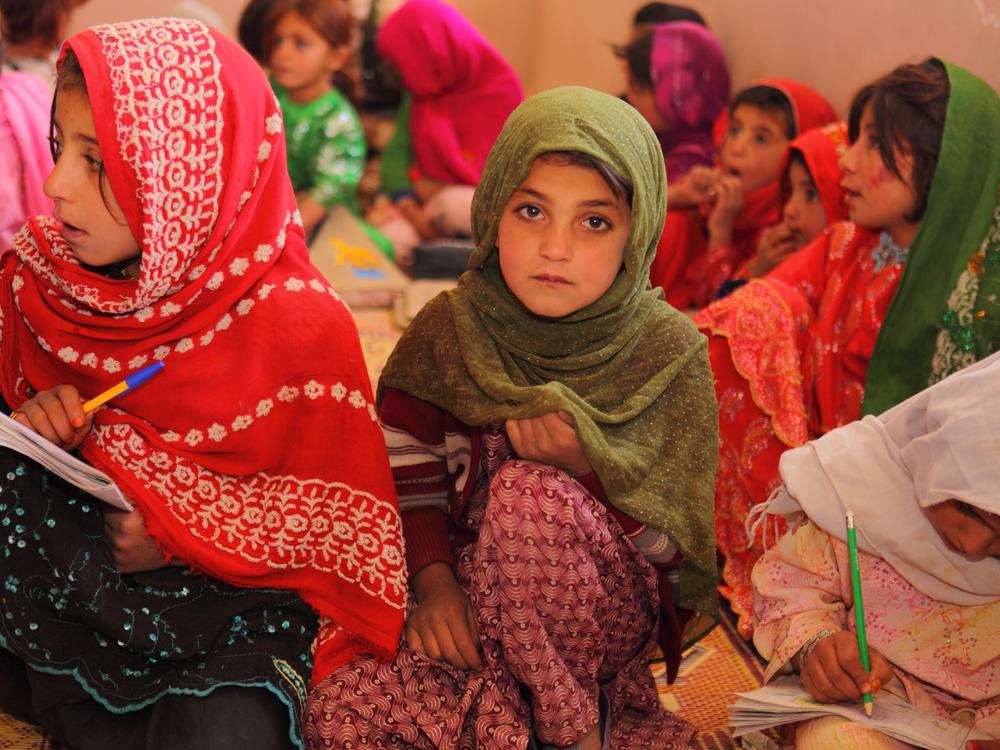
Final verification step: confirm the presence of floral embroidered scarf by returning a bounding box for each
[0,20,405,684]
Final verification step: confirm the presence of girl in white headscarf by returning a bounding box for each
[753,349,1000,749]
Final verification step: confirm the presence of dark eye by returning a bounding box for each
[585,216,609,230]
[515,204,542,220]
[48,136,63,163]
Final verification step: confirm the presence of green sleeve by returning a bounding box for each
[379,94,413,195]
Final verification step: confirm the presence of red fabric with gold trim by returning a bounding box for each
[0,19,404,682]
[693,222,904,637]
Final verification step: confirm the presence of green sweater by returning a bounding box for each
[273,84,365,214]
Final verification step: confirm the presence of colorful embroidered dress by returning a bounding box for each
[695,60,1000,639]
[754,352,1000,739]
[0,20,403,748]
[306,86,718,750]
[273,84,366,215]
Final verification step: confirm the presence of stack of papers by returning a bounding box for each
[730,678,989,750]
[0,412,132,510]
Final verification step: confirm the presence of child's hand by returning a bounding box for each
[749,223,797,277]
[412,176,446,203]
[407,562,484,670]
[505,411,592,477]
[103,507,172,573]
[707,174,744,248]
[669,166,721,207]
[799,630,893,705]
[10,385,93,451]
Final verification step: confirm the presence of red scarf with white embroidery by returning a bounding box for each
[0,20,404,683]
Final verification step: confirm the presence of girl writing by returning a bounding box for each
[754,349,1000,748]
[307,86,717,750]
[0,19,403,749]
[695,58,1000,639]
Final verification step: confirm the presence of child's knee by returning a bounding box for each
[484,460,594,544]
[795,715,916,749]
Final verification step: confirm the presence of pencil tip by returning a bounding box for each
[864,702,873,718]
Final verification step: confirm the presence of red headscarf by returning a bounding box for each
[784,121,849,225]
[713,77,838,233]
[0,19,404,683]
[377,0,524,186]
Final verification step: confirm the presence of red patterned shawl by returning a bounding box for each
[0,19,405,683]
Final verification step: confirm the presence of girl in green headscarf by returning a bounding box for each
[305,86,718,750]
[694,58,1000,641]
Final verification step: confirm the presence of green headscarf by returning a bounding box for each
[863,60,1000,414]
[380,86,719,634]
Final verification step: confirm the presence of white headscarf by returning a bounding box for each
[767,350,1000,606]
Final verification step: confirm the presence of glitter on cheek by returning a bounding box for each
[868,165,897,188]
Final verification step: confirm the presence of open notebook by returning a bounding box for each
[730,677,991,750]
[0,412,133,510]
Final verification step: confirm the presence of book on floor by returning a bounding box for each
[730,677,991,750]
[0,412,133,511]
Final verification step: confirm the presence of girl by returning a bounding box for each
[619,21,730,182]
[371,0,524,250]
[694,59,1000,639]
[265,0,378,243]
[306,86,718,750]
[745,121,848,279]
[650,79,836,308]
[0,19,403,749]
[753,349,1000,748]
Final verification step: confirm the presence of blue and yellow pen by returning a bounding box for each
[846,511,874,717]
[82,362,165,413]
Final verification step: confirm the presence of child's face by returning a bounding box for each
[925,500,1000,560]
[497,157,630,319]
[719,104,791,193]
[269,12,348,102]
[839,103,917,235]
[45,86,140,269]
[782,160,828,248]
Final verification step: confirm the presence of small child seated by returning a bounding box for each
[306,85,718,750]
[752,349,1000,747]
[263,0,388,248]
[0,19,402,749]
[741,121,848,280]
[651,79,835,308]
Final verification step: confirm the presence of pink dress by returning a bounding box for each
[753,519,1000,738]
[305,426,695,749]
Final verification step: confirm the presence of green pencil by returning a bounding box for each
[846,511,874,717]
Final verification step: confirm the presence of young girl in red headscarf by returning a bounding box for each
[650,79,836,308]
[0,19,403,749]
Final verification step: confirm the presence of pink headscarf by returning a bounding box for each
[377,0,524,186]
[0,71,53,251]
[650,21,730,181]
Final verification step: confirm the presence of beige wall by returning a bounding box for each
[71,0,1000,116]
